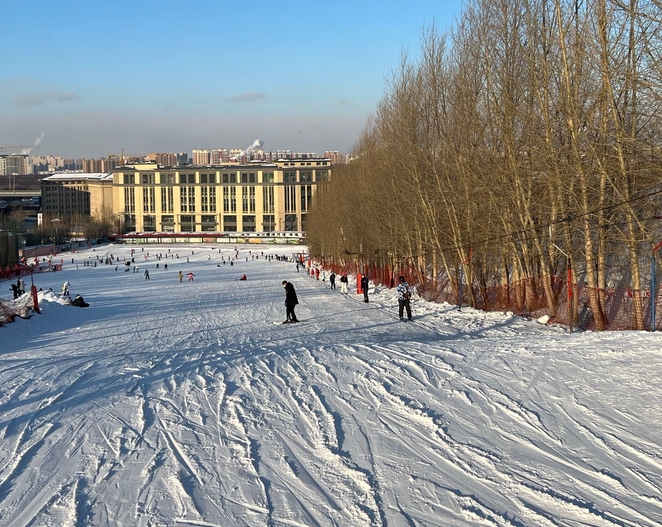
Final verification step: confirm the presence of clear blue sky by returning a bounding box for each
[0,1,464,159]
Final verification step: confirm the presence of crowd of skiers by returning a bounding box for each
[5,245,415,323]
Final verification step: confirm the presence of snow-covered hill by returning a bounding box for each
[1,243,661,526]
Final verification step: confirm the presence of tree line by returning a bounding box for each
[307,0,662,330]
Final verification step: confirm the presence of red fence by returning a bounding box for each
[319,260,662,331]
[1,262,62,283]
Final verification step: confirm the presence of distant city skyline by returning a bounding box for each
[24,147,349,175]
[0,1,464,159]
[30,146,342,162]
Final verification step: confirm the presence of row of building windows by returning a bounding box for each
[281,161,328,166]
[124,186,278,215]
[125,214,302,233]
[123,170,326,185]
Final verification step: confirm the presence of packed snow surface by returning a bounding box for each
[1,243,661,527]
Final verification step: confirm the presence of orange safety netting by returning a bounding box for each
[317,261,662,331]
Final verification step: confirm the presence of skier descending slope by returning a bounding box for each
[282,280,299,323]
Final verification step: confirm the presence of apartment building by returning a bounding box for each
[191,149,210,165]
[41,173,114,218]
[111,159,331,234]
[210,149,229,164]
[146,152,180,166]
[0,155,29,175]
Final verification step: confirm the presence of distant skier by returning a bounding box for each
[71,294,89,308]
[282,280,299,323]
[144,269,150,280]
[329,271,336,290]
[340,273,348,294]
[361,274,369,303]
[178,271,183,282]
[238,274,247,281]
[61,280,70,296]
[187,272,195,281]
[396,276,413,321]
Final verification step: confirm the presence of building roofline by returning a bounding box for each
[41,172,112,181]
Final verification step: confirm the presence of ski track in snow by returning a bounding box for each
[0,243,661,526]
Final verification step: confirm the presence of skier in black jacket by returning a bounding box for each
[282,280,299,323]
[361,274,369,302]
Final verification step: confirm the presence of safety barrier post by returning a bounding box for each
[652,257,656,332]
[652,241,662,331]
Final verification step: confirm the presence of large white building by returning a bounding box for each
[40,158,332,241]
[110,159,330,234]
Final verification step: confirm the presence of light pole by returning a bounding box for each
[50,218,61,248]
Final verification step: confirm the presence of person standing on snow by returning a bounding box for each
[178,271,183,282]
[340,273,348,294]
[396,275,413,321]
[187,272,195,281]
[361,274,369,303]
[282,280,299,323]
[329,271,336,290]
[144,269,150,280]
